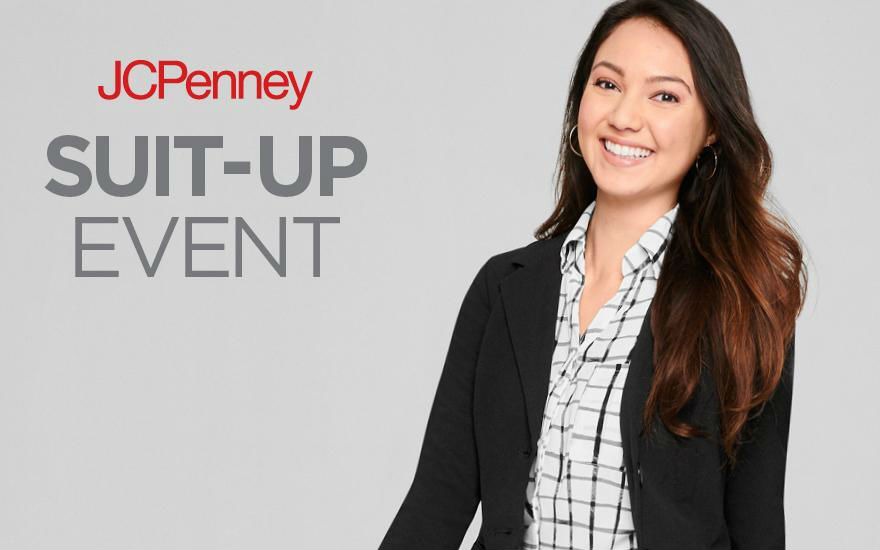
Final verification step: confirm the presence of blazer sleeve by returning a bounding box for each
[724,331,796,549]
[379,258,493,550]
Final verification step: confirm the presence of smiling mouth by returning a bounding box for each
[601,138,655,159]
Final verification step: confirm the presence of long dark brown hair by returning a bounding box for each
[535,0,807,468]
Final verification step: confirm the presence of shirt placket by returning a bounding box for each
[533,256,597,546]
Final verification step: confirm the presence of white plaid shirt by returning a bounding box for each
[522,199,679,550]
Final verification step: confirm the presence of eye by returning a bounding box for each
[593,78,618,91]
[593,78,680,104]
[653,91,680,104]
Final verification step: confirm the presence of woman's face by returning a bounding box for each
[577,18,716,201]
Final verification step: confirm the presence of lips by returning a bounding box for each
[601,138,654,154]
[599,138,654,167]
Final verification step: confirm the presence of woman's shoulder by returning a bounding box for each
[479,234,567,286]
[486,234,565,269]
[456,235,566,312]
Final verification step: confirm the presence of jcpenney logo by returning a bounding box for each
[97,59,313,110]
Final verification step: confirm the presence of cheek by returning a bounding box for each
[652,125,693,163]
[577,95,605,135]
[653,115,704,158]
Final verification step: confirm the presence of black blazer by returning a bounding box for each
[380,234,796,550]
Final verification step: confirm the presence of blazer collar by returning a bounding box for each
[498,235,655,467]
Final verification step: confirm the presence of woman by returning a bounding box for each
[380,0,806,548]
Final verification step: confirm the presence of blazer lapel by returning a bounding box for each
[498,236,564,444]
[621,300,655,486]
[498,235,655,473]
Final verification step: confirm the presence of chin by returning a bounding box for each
[594,177,648,198]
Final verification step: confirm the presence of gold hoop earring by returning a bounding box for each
[695,144,719,180]
[568,125,583,158]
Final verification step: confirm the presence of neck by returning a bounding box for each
[584,190,677,283]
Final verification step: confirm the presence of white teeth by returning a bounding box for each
[603,139,653,159]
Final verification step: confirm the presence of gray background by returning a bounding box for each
[0,1,876,548]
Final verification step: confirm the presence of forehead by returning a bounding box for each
[594,18,694,83]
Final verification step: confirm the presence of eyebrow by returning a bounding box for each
[591,60,692,96]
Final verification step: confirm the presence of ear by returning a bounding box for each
[706,132,717,148]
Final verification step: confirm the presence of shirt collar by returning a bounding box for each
[559,200,680,278]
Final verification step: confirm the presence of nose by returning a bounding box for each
[607,91,643,133]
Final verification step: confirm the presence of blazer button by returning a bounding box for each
[521,449,531,460]
[637,464,644,486]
